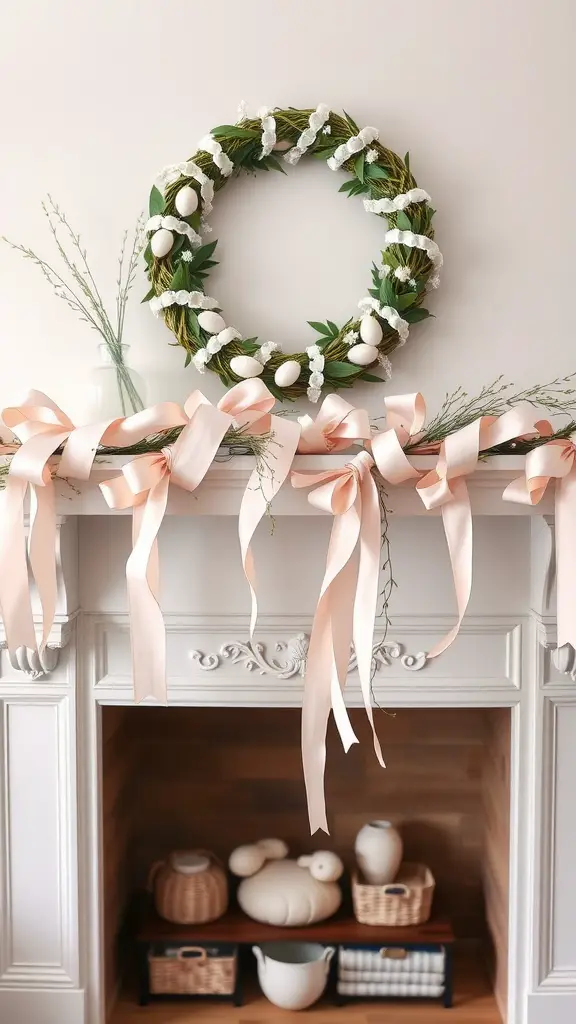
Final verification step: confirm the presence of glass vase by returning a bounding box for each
[88,343,146,419]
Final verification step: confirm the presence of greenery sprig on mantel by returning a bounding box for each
[144,106,441,402]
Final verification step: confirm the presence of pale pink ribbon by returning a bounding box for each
[0,390,191,655]
[100,380,298,701]
[297,394,371,454]
[291,451,383,834]
[415,405,552,658]
[503,435,576,648]
[371,392,427,485]
[218,381,300,635]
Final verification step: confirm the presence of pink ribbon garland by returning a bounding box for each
[99,380,298,701]
[503,435,575,647]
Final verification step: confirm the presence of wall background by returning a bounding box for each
[0,0,574,423]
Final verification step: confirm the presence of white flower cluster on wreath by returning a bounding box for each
[306,344,325,403]
[145,214,202,248]
[327,125,379,171]
[192,326,242,373]
[255,340,281,365]
[257,107,277,159]
[149,290,219,317]
[284,104,331,165]
[383,228,443,289]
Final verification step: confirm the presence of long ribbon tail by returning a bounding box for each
[239,417,300,635]
[354,472,385,765]
[126,475,170,703]
[427,478,473,658]
[0,477,37,651]
[27,482,57,651]
[302,505,360,834]
[556,472,576,649]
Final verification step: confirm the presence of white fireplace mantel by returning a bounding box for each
[0,456,575,1024]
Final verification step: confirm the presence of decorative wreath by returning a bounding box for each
[144,105,442,402]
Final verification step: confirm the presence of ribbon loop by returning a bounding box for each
[371,393,427,485]
[297,394,371,454]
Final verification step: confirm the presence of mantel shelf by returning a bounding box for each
[54,454,552,516]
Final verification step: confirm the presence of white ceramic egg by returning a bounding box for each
[230,355,264,378]
[348,343,379,366]
[175,185,199,217]
[359,314,383,346]
[198,310,226,334]
[151,228,174,258]
[274,360,301,388]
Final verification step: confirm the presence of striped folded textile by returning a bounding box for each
[339,949,445,974]
[337,979,444,998]
[339,968,445,986]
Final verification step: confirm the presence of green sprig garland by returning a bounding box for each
[144,107,438,401]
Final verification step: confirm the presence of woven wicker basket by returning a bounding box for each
[352,862,435,927]
[148,945,236,995]
[148,850,228,925]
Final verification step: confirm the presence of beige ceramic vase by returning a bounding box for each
[354,820,403,885]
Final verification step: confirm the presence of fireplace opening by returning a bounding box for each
[101,706,511,1022]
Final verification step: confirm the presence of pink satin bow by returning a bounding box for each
[218,380,300,634]
[291,451,383,834]
[416,405,551,657]
[99,380,298,702]
[100,392,233,702]
[297,394,371,454]
[503,435,575,648]
[0,390,188,655]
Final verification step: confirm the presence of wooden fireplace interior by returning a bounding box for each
[101,705,511,1021]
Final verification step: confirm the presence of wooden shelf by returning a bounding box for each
[136,899,455,947]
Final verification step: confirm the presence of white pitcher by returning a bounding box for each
[252,941,335,1010]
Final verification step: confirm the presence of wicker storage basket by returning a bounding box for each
[148,944,236,996]
[352,862,435,927]
[148,850,228,925]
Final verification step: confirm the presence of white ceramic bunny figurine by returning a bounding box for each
[229,838,344,926]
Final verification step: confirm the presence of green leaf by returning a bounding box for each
[170,234,185,258]
[170,262,189,292]
[345,181,369,198]
[358,372,384,383]
[354,153,365,183]
[212,125,259,139]
[311,145,338,160]
[148,185,165,218]
[404,151,410,171]
[338,179,358,193]
[143,242,153,266]
[188,211,201,231]
[379,278,396,306]
[186,309,201,339]
[403,307,431,323]
[395,211,412,231]
[326,320,339,337]
[184,351,192,368]
[263,379,286,402]
[190,240,218,268]
[308,321,333,338]
[365,164,390,180]
[396,292,418,310]
[141,286,156,304]
[325,361,364,378]
[262,154,287,174]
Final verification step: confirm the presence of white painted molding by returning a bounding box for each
[0,695,78,987]
[189,633,427,678]
[0,620,74,681]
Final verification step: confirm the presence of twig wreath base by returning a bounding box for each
[144,105,442,402]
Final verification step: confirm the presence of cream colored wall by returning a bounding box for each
[0,0,574,423]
